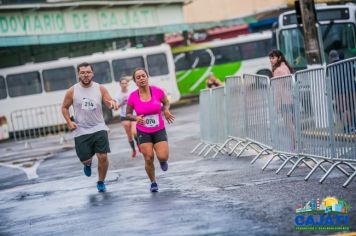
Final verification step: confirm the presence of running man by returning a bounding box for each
[126,68,175,192]
[61,62,118,192]
[115,77,140,158]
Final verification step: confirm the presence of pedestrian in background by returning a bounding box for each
[61,62,118,192]
[269,49,296,150]
[268,49,293,77]
[205,73,223,89]
[115,77,140,158]
[126,68,175,192]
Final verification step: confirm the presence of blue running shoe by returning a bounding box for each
[97,181,106,192]
[160,161,168,171]
[150,182,158,192]
[83,164,91,177]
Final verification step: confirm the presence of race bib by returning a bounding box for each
[144,114,159,128]
[81,98,97,111]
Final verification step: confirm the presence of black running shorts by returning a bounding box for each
[137,128,168,144]
[74,130,110,162]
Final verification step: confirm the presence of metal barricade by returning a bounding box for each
[214,83,243,158]
[210,86,227,144]
[225,76,246,139]
[193,87,228,157]
[269,75,296,154]
[192,89,212,155]
[294,67,331,157]
[212,76,249,158]
[326,58,356,160]
[203,87,227,157]
[324,58,356,187]
[243,74,273,147]
[194,58,356,187]
[10,103,71,147]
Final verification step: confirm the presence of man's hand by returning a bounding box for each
[67,121,78,131]
[163,110,175,124]
[109,100,119,110]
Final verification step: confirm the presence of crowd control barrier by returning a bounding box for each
[10,103,72,147]
[193,57,356,187]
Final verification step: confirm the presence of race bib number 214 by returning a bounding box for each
[81,98,96,111]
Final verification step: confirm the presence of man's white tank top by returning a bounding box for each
[73,82,109,137]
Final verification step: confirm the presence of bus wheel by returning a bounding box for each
[257,69,273,78]
[102,106,113,123]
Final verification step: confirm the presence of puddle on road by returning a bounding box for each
[14,191,52,201]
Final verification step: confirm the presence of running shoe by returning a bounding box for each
[150,182,158,192]
[97,181,106,192]
[160,161,168,171]
[132,150,137,158]
[83,164,91,177]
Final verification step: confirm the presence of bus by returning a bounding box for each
[172,31,274,96]
[277,3,356,69]
[0,43,180,139]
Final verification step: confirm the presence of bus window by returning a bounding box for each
[322,23,356,61]
[112,57,144,81]
[43,66,77,92]
[92,61,112,84]
[0,76,6,99]
[279,28,307,69]
[240,39,272,60]
[191,49,211,67]
[147,53,169,76]
[174,53,191,71]
[212,44,241,65]
[7,72,42,97]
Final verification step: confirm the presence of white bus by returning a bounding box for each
[0,44,180,139]
[277,3,356,69]
[172,31,274,96]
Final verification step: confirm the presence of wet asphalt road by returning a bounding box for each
[0,103,355,236]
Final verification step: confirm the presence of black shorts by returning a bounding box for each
[74,130,110,162]
[137,128,168,144]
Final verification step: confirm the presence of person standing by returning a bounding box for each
[269,49,293,77]
[115,77,140,158]
[126,68,175,192]
[268,49,296,150]
[61,62,118,192]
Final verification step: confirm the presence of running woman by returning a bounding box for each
[62,62,118,192]
[115,78,140,158]
[126,68,175,192]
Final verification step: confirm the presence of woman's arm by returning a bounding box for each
[161,95,175,124]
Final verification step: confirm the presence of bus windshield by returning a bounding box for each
[279,23,356,69]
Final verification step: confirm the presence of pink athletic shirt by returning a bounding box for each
[127,86,165,133]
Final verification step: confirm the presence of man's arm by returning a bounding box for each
[61,87,77,130]
[100,85,119,110]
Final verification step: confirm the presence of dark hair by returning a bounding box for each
[132,67,148,81]
[77,62,93,72]
[268,49,294,73]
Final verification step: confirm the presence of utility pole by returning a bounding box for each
[297,0,322,65]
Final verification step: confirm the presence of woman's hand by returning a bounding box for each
[163,110,175,124]
[135,115,145,125]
